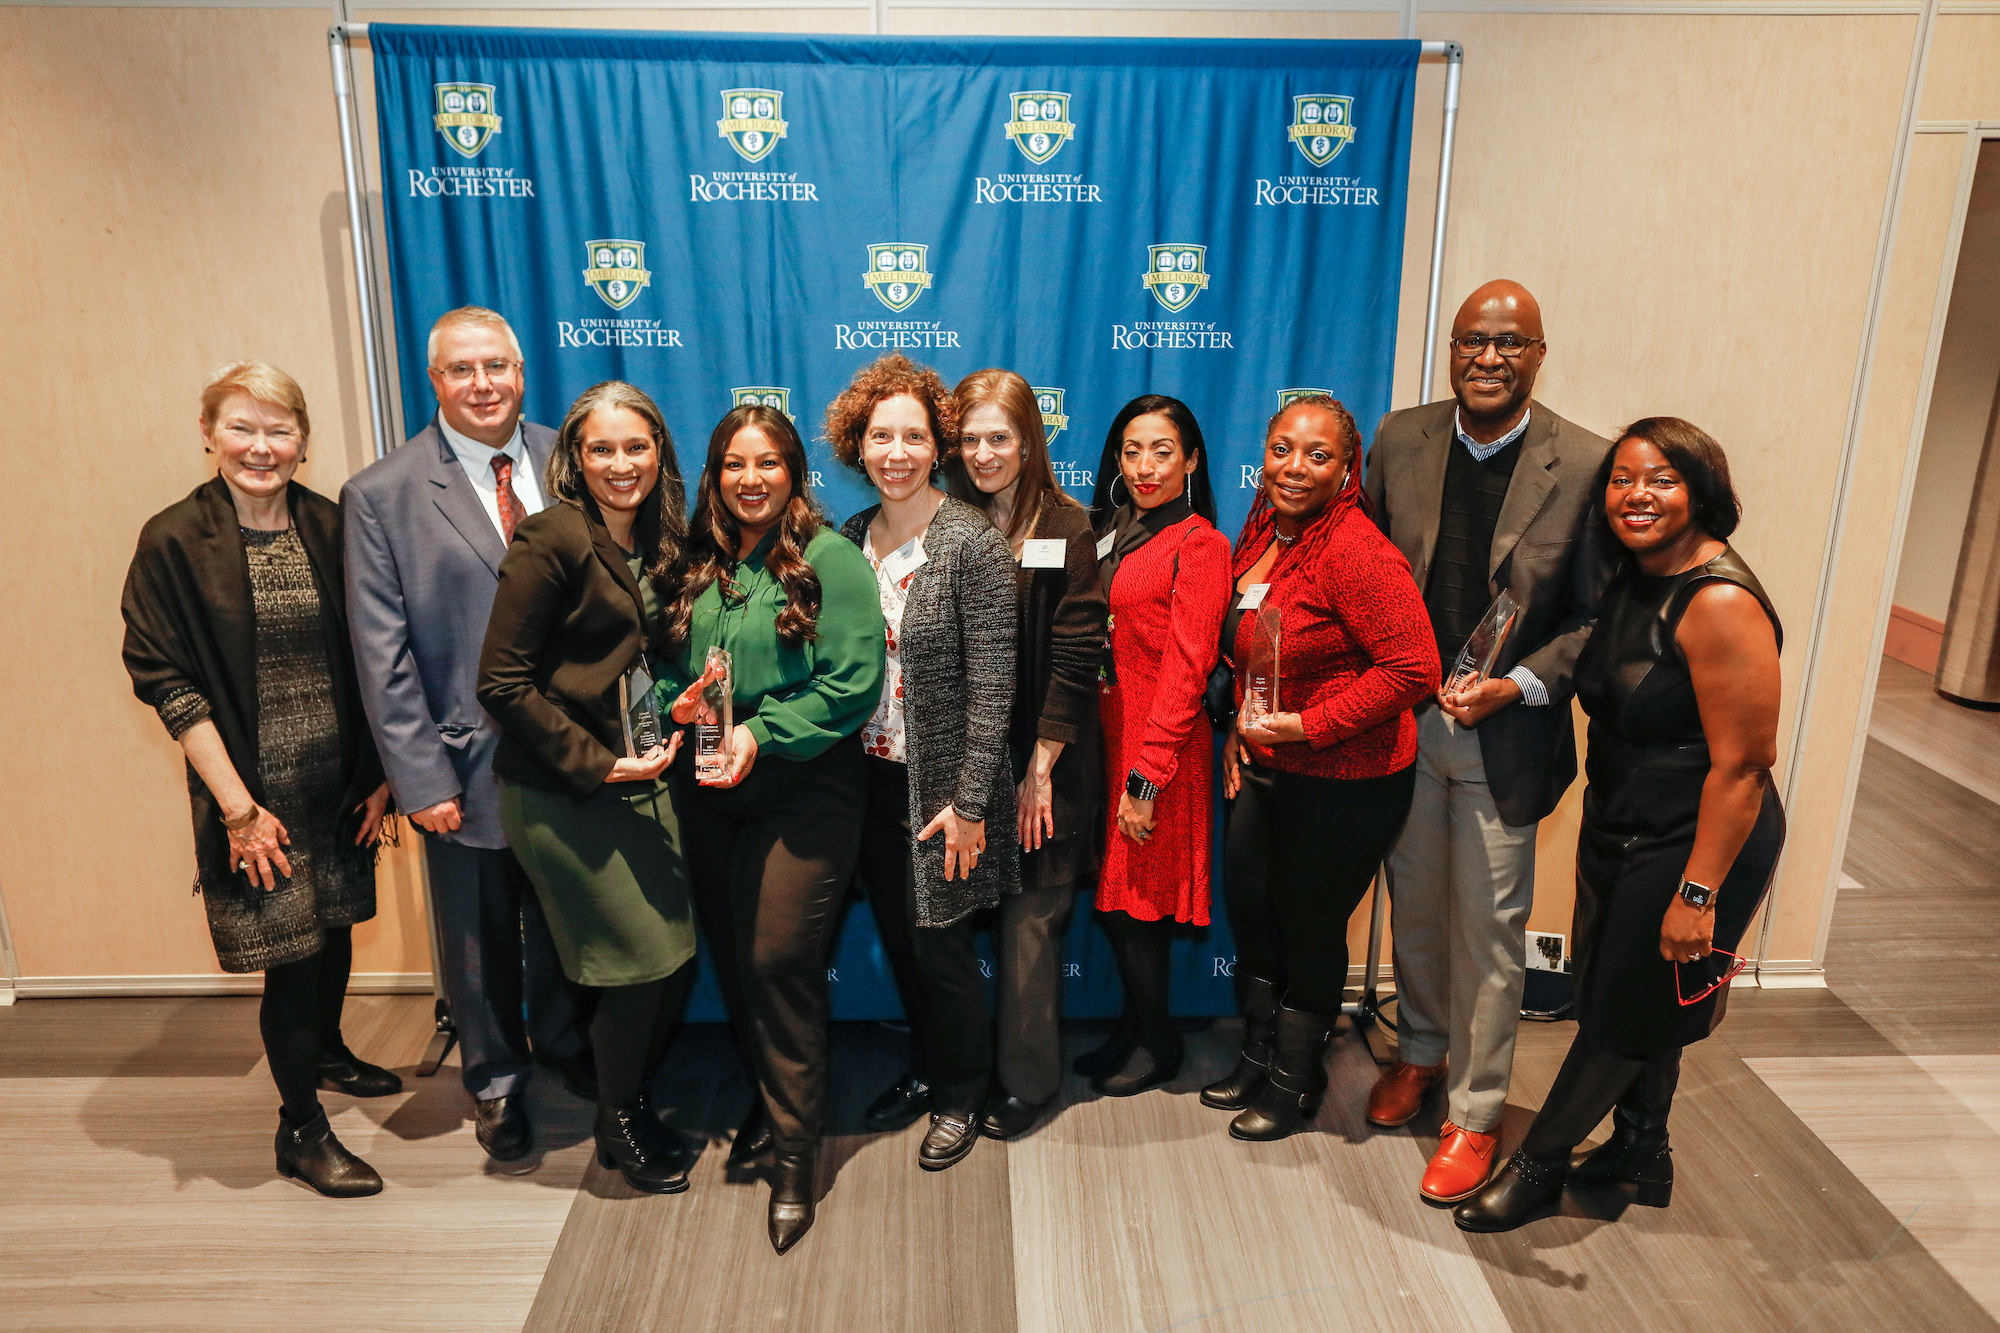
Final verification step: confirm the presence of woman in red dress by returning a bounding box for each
[1075,394,1229,1096]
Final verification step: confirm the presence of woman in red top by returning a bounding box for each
[1075,395,1230,1097]
[1205,395,1440,1142]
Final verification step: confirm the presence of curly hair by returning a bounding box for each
[822,353,959,475]
[669,404,826,649]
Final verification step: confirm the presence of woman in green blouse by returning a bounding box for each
[659,403,884,1255]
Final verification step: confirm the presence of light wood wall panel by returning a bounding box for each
[1920,14,2000,123]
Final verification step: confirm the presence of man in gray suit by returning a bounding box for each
[342,306,593,1162]
[1362,280,1615,1204]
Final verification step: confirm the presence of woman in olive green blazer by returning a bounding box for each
[476,380,698,1197]
[659,403,884,1255]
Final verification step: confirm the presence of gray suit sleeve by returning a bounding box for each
[951,525,1019,823]
[1515,506,1618,705]
[342,481,463,814]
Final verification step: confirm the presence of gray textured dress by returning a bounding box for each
[157,526,374,971]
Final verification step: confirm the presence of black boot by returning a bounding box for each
[1091,1030,1184,1098]
[1072,1000,1140,1079]
[317,1043,403,1098]
[1201,974,1278,1110]
[1453,1150,1567,1232]
[768,1146,817,1255]
[594,1097,693,1194]
[729,1094,776,1166]
[1228,1006,1334,1141]
[1570,1047,1679,1207]
[275,1108,383,1198]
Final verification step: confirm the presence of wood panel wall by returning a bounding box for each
[0,1,1987,987]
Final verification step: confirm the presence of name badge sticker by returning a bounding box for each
[1095,530,1116,560]
[1238,583,1271,610]
[1021,539,1067,569]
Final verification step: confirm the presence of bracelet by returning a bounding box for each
[1125,770,1160,802]
[221,804,259,832]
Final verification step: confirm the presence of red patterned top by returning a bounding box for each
[1096,513,1231,925]
[1229,482,1439,779]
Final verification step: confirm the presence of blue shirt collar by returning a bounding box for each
[1453,406,1531,463]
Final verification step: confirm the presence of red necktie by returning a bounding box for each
[492,454,528,543]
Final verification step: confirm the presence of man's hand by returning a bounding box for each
[1439,676,1522,728]
[409,797,463,835]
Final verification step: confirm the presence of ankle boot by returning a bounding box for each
[768,1146,817,1255]
[1229,1006,1334,1141]
[275,1108,383,1198]
[1571,1047,1678,1206]
[729,1095,776,1167]
[1201,974,1278,1110]
[1073,1003,1141,1079]
[595,1097,693,1194]
[1092,1031,1184,1097]
[1453,1150,1566,1232]
[317,1042,403,1098]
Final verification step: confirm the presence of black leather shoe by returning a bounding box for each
[276,1108,383,1198]
[862,1073,931,1133]
[536,1050,598,1102]
[918,1111,980,1171]
[317,1045,403,1099]
[768,1147,817,1254]
[1091,1034,1184,1098]
[474,1094,532,1162]
[1454,1150,1567,1232]
[595,1098,693,1194]
[980,1090,1047,1140]
[729,1096,777,1166]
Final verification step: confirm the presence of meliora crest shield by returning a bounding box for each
[1143,244,1210,313]
[1006,92,1074,165]
[1277,388,1332,410]
[1289,95,1355,168]
[1034,387,1069,446]
[864,244,933,312]
[582,240,651,311]
[732,386,794,419]
[718,89,788,164]
[434,83,501,159]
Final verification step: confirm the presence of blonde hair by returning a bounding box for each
[427,306,522,366]
[200,361,310,440]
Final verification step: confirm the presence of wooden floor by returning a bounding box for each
[5,658,1998,1333]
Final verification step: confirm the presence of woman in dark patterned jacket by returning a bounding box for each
[830,354,1019,1172]
[121,362,393,1199]
[1205,395,1439,1142]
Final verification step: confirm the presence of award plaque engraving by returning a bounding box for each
[1241,603,1282,724]
[619,659,662,758]
[694,646,734,781]
[1444,590,1522,696]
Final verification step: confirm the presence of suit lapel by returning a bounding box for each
[1411,410,1453,580]
[585,498,649,629]
[424,420,509,577]
[1490,408,1560,582]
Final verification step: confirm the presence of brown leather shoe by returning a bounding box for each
[1421,1121,1501,1203]
[1365,1060,1444,1127]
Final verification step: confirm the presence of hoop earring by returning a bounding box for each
[1110,472,1131,507]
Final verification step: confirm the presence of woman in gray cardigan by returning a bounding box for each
[828,354,1020,1171]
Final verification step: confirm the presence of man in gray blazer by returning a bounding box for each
[342,306,592,1162]
[1361,280,1615,1204]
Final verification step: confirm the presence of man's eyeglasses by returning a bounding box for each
[1675,947,1749,1006]
[1449,333,1544,359]
[437,359,520,384]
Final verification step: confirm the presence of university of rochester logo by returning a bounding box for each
[1144,244,1209,313]
[1289,95,1355,168]
[434,83,501,159]
[1034,387,1068,446]
[718,89,787,163]
[582,240,651,311]
[732,386,793,418]
[1278,387,1332,410]
[864,244,933,312]
[1006,92,1074,165]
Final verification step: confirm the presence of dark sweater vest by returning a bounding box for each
[1426,437,1522,665]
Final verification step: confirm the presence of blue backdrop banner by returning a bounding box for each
[370,25,1418,1019]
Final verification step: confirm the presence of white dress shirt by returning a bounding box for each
[1450,406,1549,707]
[438,415,547,538]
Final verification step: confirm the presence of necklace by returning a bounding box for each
[1274,530,1297,545]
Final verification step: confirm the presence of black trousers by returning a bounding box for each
[1225,761,1416,1015]
[858,755,992,1117]
[680,734,865,1153]
[261,925,356,1122]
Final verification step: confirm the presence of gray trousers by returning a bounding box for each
[423,837,595,1101]
[1384,706,1536,1133]
[995,875,1079,1106]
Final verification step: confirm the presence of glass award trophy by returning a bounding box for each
[694,646,734,782]
[619,659,662,758]
[1445,590,1522,696]
[1241,604,1282,724]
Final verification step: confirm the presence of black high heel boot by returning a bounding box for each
[768,1146,817,1255]
[729,1094,776,1167]
[1073,1000,1140,1079]
[595,1097,693,1194]
[1202,974,1278,1110]
[1229,1006,1334,1141]
[1570,1047,1679,1207]
[275,1108,383,1198]
[1452,1150,1567,1232]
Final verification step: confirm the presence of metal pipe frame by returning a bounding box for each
[329,23,392,462]
[1418,40,1464,406]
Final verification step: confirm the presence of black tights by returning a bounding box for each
[1098,910,1175,1047]
[259,926,354,1124]
[590,961,696,1109]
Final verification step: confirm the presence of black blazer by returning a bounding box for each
[476,496,662,799]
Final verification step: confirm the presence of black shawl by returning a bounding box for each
[121,475,384,901]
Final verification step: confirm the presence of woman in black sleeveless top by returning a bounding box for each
[1456,417,1784,1233]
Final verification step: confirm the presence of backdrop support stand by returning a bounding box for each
[1418,40,1464,406]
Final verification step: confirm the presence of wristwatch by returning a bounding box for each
[1125,770,1160,802]
[1677,878,1717,911]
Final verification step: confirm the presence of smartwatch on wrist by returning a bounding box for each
[1125,770,1160,802]
[1677,877,1716,911]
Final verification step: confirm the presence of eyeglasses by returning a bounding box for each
[437,359,520,384]
[1675,947,1749,1006]
[1449,333,1544,359]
